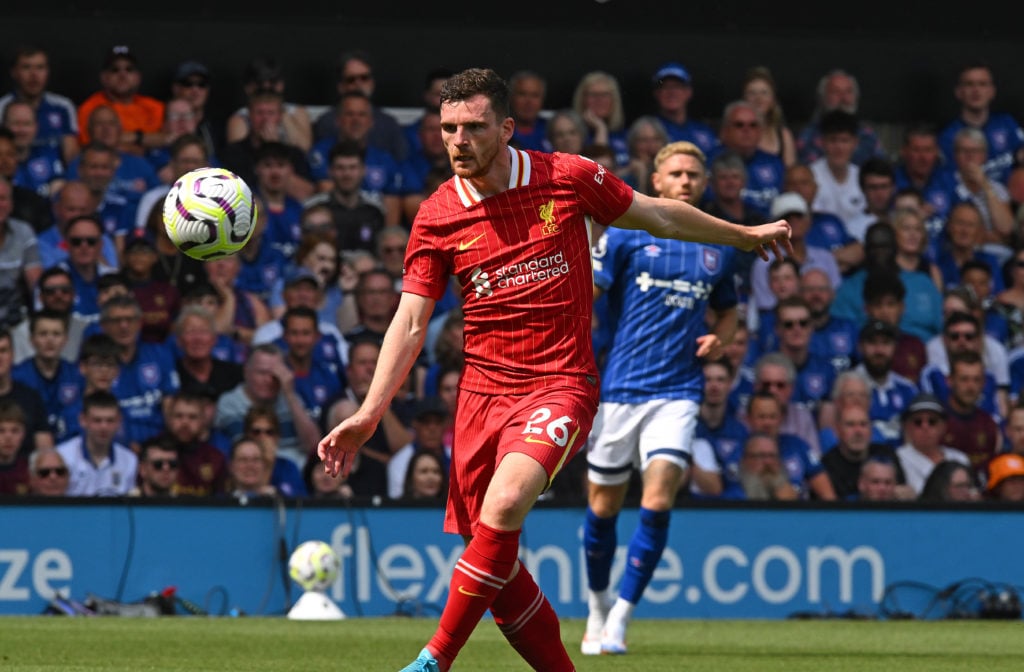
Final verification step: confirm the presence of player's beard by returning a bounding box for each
[450,141,499,179]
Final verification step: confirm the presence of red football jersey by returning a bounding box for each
[404,149,634,394]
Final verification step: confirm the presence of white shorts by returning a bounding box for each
[586,399,699,486]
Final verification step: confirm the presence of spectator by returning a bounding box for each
[72,142,137,261]
[994,247,1024,350]
[376,225,410,290]
[891,206,943,292]
[253,140,305,262]
[309,91,402,226]
[708,99,783,218]
[313,50,408,162]
[983,452,1024,503]
[277,305,343,430]
[918,460,980,502]
[76,45,164,155]
[650,62,718,156]
[218,89,315,203]
[160,391,227,496]
[545,109,587,156]
[11,308,85,442]
[0,128,52,233]
[3,99,65,198]
[56,389,136,496]
[618,115,669,195]
[0,399,30,494]
[749,256,800,362]
[821,402,910,500]
[302,140,386,255]
[508,70,548,153]
[98,293,178,451]
[242,405,307,497]
[172,304,243,401]
[168,60,220,163]
[400,450,448,503]
[130,436,180,497]
[401,67,451,154]
[855,457,901,502]
[741,65,796,167]
[737,432,798,501]
[801,267,860,376]
[796,69,886,166]
[0,327,52,456]
[843,157,897,244]
[226,437,277,498]
[572,71,628,166]
[215,342,320,468]
[941,350,1003,474]
[808,110,867,230]
[344,267,400,347]
[893,123,948,237]
[850,320,919,446]
[388,396,451,500]
[0,176,42,329]
[226,56,312,153]
[0,44,79,165]
[203,252,271,350]
[896,392,971,495]
[27,446,69,496]
[398,109,452,224]
[767,295,838,423]
[938,62,1024,186]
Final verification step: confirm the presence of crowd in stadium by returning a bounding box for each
[0,42,1023,505]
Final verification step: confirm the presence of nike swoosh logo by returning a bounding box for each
[457,585,486,598]
[524,435,555,447]
[458,233,486,251]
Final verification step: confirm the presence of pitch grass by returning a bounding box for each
[2,616,1023,671]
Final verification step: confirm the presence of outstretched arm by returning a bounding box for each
[612,191,793,261]
[317,292,435,476]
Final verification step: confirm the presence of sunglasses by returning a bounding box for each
[344,73,372,84]
[149,459,179,470]
[911,416,941,427]
[781,318,811,330]
[249,427,277,436]
[731,121,760,129]
[759,380,790,390]
[381,246,405,254]
[41,285,73,295]
[69,236,100,247]
[36,467,69,478]
[179,79,208,89]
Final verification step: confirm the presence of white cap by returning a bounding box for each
[770,192,809,219]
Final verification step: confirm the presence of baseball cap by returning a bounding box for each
[284,266,320,289]
[987,453,1024,491]
[414,396,449,421]
[124,235,156,253]
[901,393,946,421]
[174,60,210,84]
[770,192,810,219]
[652,62,691,86]
[104,45,137,70]
[859,320,898,342]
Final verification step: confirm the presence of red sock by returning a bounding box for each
[428,523,520,668]
[490,565,576,672]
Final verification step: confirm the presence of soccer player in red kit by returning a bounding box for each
[318,68,791,672]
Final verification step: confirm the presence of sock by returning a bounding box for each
[618,507,670,604]
[583,507,618,592]
[490,565,575,671]
[428,523,520,668]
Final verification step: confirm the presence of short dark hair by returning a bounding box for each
[82,389,120,414]
[819,110,859,137]
[859,157,895,186]
[79,333,121,363]
[254,141,293,165]
[169,133,208,161]
[863,268,906,303]
[944,310,979,334]
[328,140,366,165]
[29,308,68,334]
[960,259,992,278]
[282,305,319,331]
[440,68,510,120]
[38,265,73,288]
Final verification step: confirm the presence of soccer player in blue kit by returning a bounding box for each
[582,141,741,654]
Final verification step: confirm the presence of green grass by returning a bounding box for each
[1,616,1022,671]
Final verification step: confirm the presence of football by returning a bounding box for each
[162,166,257,260]
[288,540,340,593]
